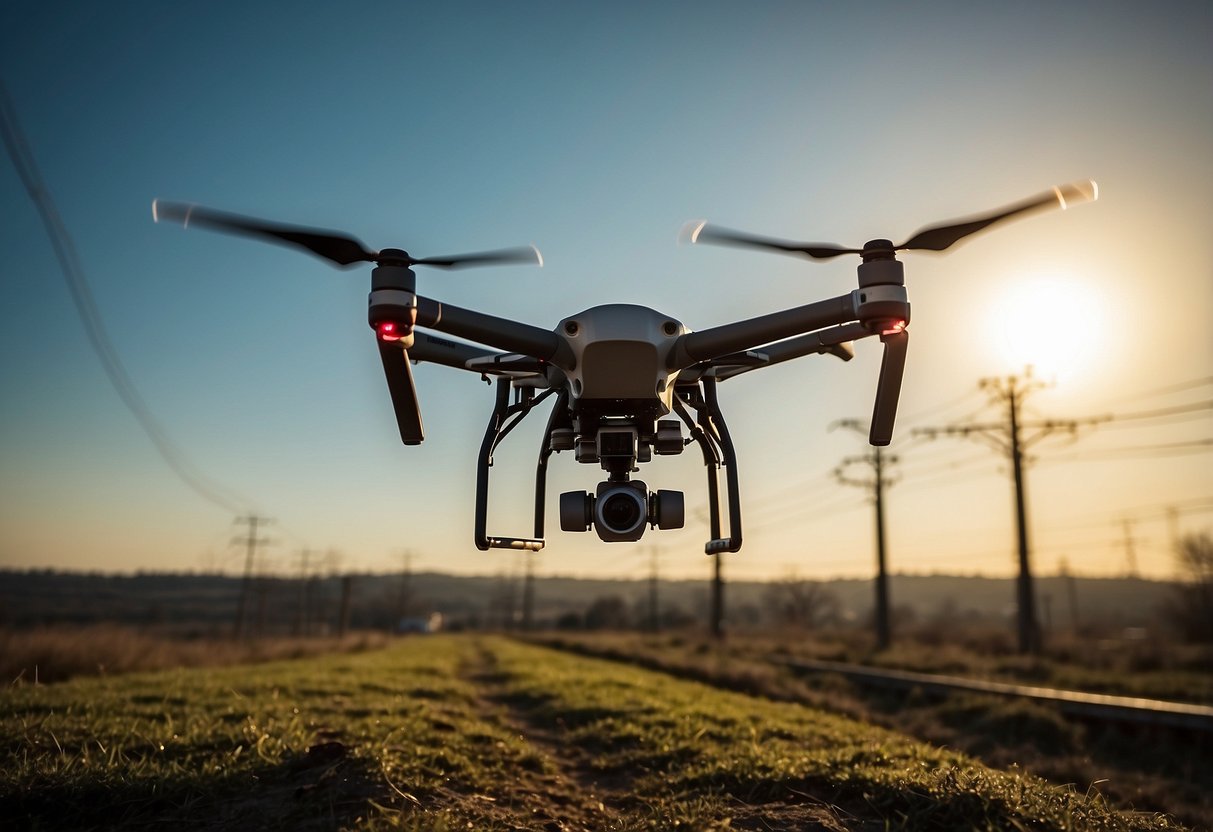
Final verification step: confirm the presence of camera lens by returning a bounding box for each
[598,490,643,533]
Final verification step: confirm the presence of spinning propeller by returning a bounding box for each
[151,200,541,270]
[153,200,543,445]
[686,180,1098,445]
[685,180,1098,260]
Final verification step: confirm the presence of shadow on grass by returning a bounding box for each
[1,742,392,831]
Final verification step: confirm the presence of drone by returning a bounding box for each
[153,181,1096,554]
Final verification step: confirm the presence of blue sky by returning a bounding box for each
[2,1,1210,581]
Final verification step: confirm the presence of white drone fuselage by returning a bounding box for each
[555,304,687,416]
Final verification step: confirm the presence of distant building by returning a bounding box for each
[396,612,443,634]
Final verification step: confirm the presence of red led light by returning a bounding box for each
[377,321,401,342]
[882,320,906,335]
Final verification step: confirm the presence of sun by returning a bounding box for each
[994,275,1105,383]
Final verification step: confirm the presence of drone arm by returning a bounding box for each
[755,321,867,363]
[669,293,855,369]
[408,331,504,371]
[713,322,869,381]
[415,296,573,368]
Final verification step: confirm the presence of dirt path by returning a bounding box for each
[459,641,637,831]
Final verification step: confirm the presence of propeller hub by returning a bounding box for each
[860,239,897,262]
[376,248,412,267]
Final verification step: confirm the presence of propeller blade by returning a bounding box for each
[377,341,424,445]
[683,221,860,261]
[152,200,377,267]
[869,328,909,446]
[412,244,543,269]
[897,180,1098,253]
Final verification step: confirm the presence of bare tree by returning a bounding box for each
[1170,532,1213,642]
[764,573,840,630]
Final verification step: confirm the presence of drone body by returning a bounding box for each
[153,180,1096,554]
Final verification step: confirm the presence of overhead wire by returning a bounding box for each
[0,79,253,515]
[1097,375,1213,407]
[1104,400,1213,424]
[1042,439,1213,463]
[895,386,986,429]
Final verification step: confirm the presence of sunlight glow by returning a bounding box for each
[995,275,1105,382]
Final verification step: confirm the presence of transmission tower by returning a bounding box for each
[914,368,1106,654]
[232,514,273,639]
[294,548,313,636]
[831,419,899,649]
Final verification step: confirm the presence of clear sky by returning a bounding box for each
[1,1,1210,583]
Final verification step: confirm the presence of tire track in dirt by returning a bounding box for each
[461,640,638,832]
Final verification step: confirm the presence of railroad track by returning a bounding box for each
[781,657,1213,732]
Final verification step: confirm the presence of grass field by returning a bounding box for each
[528,632,1213,829]
[1,635,1190,831]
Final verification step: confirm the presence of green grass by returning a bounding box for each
[1,636,1189,830]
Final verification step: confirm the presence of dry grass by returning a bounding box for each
[0,624,392,685]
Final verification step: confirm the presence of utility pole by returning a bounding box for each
[696,508,725,640]
[232,514,273,640]
[1059,557,1080,633]
[294,548,313,637]
[521,551,536,631]
[394,550,413,633]
[337,575,353,637]
[1122,519,1140,579]
[914,368,1106,654]
[648,546,661,633]
[832,419,898,650]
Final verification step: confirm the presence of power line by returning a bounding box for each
[1039,498,1213,532]
[1043,439,1213,463]
[896,387,986,429]
[1100,375,1213,407]
[1105,400,1213,424]
[1098,410,1213,432]
[0,79,251,515]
